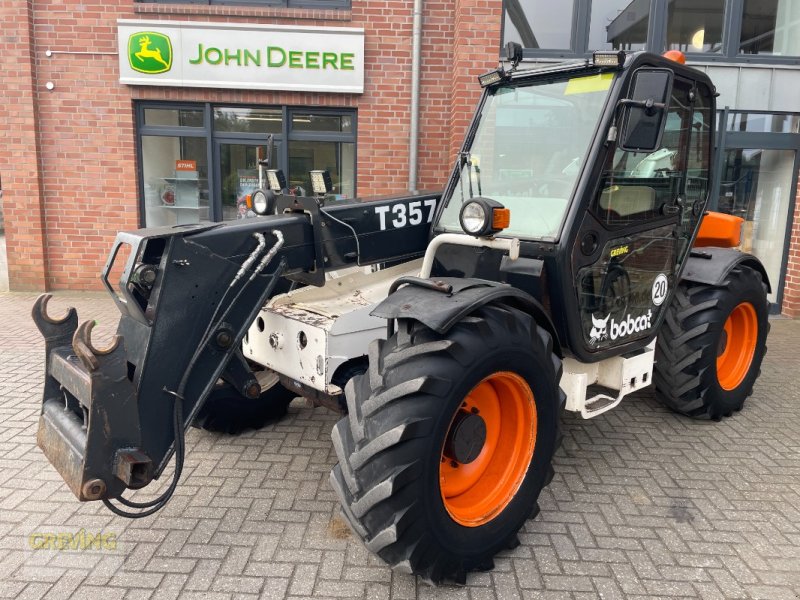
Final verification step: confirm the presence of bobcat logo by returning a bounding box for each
[589,310,654,346]
[589,314,610,345]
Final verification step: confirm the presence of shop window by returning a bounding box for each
[504,0,800,63]
[137,103,356,226]
[590,0,648,51]
[717,148,796,304]
[726,111,800,134]
[143,108,204,128]
[666,0,725,53]
[141,136,210,227]
[214,107,282,134]
[503,0,575,50]
[292,113,353,133]
[739,0,800,56]
[219,141,276,220]
[289,141,355,199]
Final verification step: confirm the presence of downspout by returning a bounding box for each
[408,0,423,193]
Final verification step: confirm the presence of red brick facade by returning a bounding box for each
[0,0,500,290]
[782,184,800,317]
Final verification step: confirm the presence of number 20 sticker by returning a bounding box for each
[652,273,669,306]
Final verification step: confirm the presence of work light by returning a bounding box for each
[265,169,287,192]
[592,51,626,68]
[310,170,333,196]
[478,69,504,88]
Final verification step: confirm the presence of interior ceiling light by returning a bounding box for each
[691,29,705,50]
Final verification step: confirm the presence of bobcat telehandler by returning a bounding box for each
[34,48,770,583]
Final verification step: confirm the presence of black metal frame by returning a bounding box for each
[503,0,800,66]
[134,102,357,227]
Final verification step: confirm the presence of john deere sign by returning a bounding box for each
[117,20,364,94]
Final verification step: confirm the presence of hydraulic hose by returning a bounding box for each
[103,231,284,518]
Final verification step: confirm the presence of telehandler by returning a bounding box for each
[33,47,769,583]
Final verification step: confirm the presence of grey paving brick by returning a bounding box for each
[1,292,799,600]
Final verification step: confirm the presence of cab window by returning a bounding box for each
[593,78,695,227]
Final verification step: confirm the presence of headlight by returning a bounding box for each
[459,197,510,237]
[250,189,272,215]
[460,201,488,234]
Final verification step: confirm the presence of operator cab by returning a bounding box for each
[430,50,715,362]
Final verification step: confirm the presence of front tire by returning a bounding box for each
[192,372,296,434]
[654,265,769,419]
[330,304,564,583]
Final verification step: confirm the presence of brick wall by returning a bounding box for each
[1,0,501,290]
[780,175,800,317]
[0,1,49,290]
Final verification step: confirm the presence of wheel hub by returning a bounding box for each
[717,328,728,357]
[716,302,758,391]
[443,411,486,465]
[439,371,537,527]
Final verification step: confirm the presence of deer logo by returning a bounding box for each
[589,314,610,345]
[127,32,172,75]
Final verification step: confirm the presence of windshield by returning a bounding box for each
[437,72,614,240]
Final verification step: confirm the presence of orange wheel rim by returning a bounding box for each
[439,371,537,527]
[716,302,758,391]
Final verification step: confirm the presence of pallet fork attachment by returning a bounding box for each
[33,217,307,509]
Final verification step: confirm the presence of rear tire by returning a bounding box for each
[654,265,769,420]
[330,303,565,583]
[192,375,296,434]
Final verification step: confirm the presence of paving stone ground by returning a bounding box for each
[0,291,798,600]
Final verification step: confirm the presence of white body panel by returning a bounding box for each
[243,229,656,418]
[561,340,656,418]
[243,260,421,394]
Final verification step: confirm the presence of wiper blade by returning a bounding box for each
[459,151,476,200]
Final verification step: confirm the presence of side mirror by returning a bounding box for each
[618,69,673,153]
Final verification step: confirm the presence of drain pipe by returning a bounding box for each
[408,0,423,193]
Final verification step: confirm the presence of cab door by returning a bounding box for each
[571,75,714,355]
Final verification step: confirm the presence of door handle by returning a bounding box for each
[663,196,683,216]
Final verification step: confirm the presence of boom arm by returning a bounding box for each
[33,192,439,508]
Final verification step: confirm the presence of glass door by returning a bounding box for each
[215,140,281,221]
[717,148,797,305]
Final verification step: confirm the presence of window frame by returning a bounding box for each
[502,0,800,65]
[135,101,357,227]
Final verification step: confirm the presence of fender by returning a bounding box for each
[370,276,562,357]
[682,247,771,293]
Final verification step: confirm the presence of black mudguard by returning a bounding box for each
[371,276,562,357]
[682,247,771,294]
